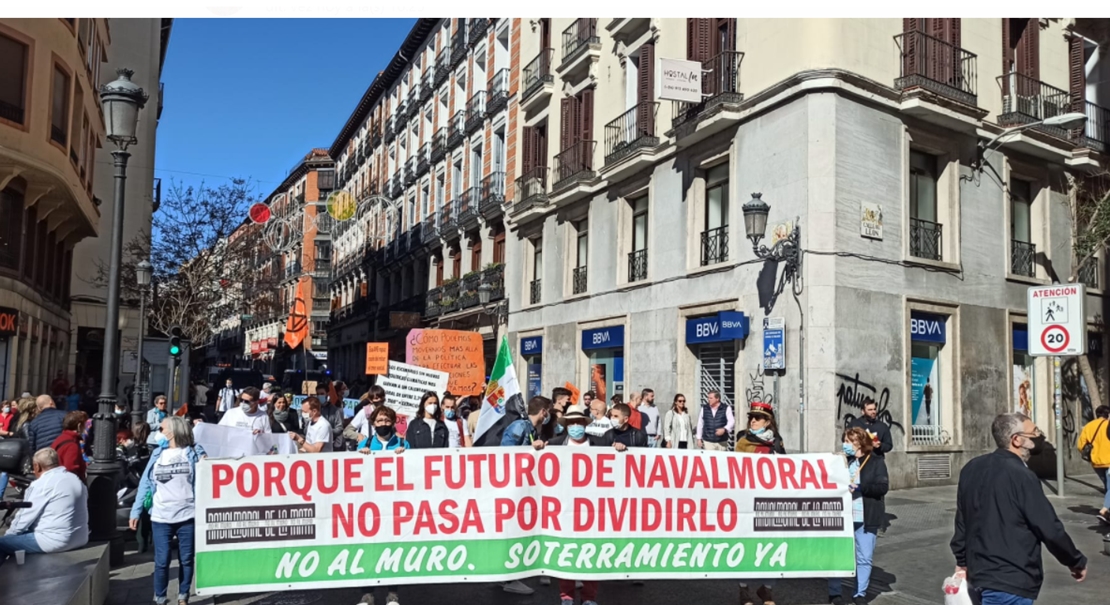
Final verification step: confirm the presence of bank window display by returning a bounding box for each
[521,336,543,401]
[909,310,953,446]
[1011,325,1036,419]
[582,326,625,403]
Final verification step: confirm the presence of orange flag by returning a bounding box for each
[565,381,580,406]
[284,279,309,350]
[174,402,189,417]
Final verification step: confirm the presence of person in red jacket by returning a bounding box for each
[51,411,87,481]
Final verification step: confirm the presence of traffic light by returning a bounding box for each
[169,325,183,359]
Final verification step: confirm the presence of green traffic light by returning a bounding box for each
[170,346,181,356]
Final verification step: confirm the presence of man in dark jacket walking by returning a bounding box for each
[951,413,1086,604]
[28,395,66,452]
[847,398,893,456]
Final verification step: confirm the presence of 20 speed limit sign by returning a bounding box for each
[1027,284,1087,356]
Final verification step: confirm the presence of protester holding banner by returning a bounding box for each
[736,401,784,605]
[268,394,303,435]
[441,393,472,447]
[130,416,206,605]
[828,426,889,605]
[291,397,333,453]
[356,406,409,452]
[348,385,386,442]
[500,396,552,449]
[606,403,647,450]
[218,387,271,434]
[663,393,696,449]
[407,391,449,449]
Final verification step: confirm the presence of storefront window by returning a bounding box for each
[582,326,625,403]
[909,311,950,445]
[1012,325,1036,418]
[522,336,543,401]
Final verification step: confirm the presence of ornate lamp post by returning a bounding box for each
[741,192,806,450]
[91,69,147,559]
[131,259,152,428]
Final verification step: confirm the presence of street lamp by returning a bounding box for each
[132,259,152,429]
[974,112,1088,172]
[741,193,806,451]
[91,68,147,560]
[477,281,508,325]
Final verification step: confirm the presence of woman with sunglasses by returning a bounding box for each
[663,393,696,449]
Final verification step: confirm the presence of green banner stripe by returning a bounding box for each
[197,536,854,589]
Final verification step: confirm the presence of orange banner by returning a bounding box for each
[365,342,389,375]
[406,329,485,395]
[565,381,580,406]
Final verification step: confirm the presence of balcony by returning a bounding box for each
[435,53,451,86]
[51,124,67,146]
[481,263,505,301]
[447,111,466,149]
[458,186,480,228]
[628,248,648,283]
[603,102,661,177]
[699,226,729,266]
[440,200,459,233]
[425,286,443,317]
[513,167,550,216]
[998,73,1073,141]
[1010,239,1036,278]
[894,31,978,107]
[419,75,434,104]
[522,49,555,111]
[530,279,542,305]
[311,259,332,280]
[422,214,441,245]
[430,128,447,163]
[572,266,588,295]
[909,217,943,261]
[487,68,510,115]
[384,118,396,144]
[317,170,336,191]
[1,99,25,125]
[451,24,468,67]
[468,19,489,47]
[389,176,403,199]
[373,129,382,148]
[670,51,745,146]
[394,112,408,135]
[1074,100,1110,153]
[479,171,506,219]
[416,143,430,175]
[284,261,303,280]
[465,91,486,135]
[403,157,417,185]
[553,140,597,191]
[559,18,600,78]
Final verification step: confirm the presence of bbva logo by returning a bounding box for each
[910,318,943,336]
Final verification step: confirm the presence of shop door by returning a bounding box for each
[696,342,737,449]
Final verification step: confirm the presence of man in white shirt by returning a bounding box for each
[585,395,612,438]
[194,381,209,408]
[442,394,471,447]
[0,448,89,560]
[215,379,240,417]
[291,397,332,453]
[217,387,271,435]
[640,388,662,448]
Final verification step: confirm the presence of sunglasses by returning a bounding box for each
[239,397,254,403]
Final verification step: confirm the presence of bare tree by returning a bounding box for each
[1063,171,1110,410]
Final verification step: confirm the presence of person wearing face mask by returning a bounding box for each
[734,401,784,605]
[215,379,240,420]
[113,401,132,430]
[347,386,386,444]
[441,393,472,447]
[500,396,553,450]
[407,392,449,449]
[291,397,332,453]
[951,413,1086,605]
[605,403,648,450]
[217,387,271,435]
[0,399,18,438]
[355,405,406,605]
[317,384,348,451]
[269,394,303,435]
[827,427,888,605]
[146,396,171,448]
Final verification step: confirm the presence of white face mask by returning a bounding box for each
[302,412,312,422]
[240,401,252,412]
[1,406,9,414]
[425,404,438,416]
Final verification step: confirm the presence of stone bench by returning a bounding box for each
[0,542,109,605]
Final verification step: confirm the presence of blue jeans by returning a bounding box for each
[1097,467,1110,510]
[153,519,195,604]
[0,532,44,563]
[0,471,7,499]
[978,589,1034,605]
[647,435,659,448]
[829,526,877,598]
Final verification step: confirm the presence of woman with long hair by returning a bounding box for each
[407,391,448,449]
[663,393,696,449]
[828,427,889,605]
[269,393,303,435]
[735,401,785,605]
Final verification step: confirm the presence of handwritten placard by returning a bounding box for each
[405,328,485,395]
[365,342,389,375]
[377,361,450,418]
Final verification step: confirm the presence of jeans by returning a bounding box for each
[647,435,659,448]
[153,519,195,604]
[560,579,597,602]
[0,471,6,499]
[1096,467,1109,510]
[0,532,44,562]
[977,589,1034,605]
[828,526,877,598]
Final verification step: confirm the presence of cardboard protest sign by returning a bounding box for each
[301,381,317,396]
[193,423,297,458]
[406,329,484,395]
[194,450,854,595]
[376,360,449,417]
[365,343,389,375]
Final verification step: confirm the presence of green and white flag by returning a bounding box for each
[473,335,525,446]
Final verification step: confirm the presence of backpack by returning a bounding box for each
[1081,419,1107,462]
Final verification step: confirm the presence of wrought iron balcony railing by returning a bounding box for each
[451,24,468,66]
[909,217,943,261]
[554,140,596,188]
[523,49,554,101]
[998,73,1072,139]
[700,225,729,266]
[894,31,977,106]
[672,50,744,128]
[458,186,479,225]
[1079,257,1100,289]
[1074,99,1110,153]
[530,279,542,305]
[562,18,599,64]
[430,128,447,162]
[465,91,486,134]
[435,53,451,86]
[0,99,25,125]
[604,102,659,165]
[416,143,429,175]
[422,214,440,245]
[480,171,505,214]
[469,19,490,46]
[628,248,648,282]
[487,68,510,115]
[1010,239,1036,277]
[440,200,458,232]
[572,266,588,295]
[447,111,466,148]
[515,166,549,210]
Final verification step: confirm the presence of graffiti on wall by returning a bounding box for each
[835,372,904,436]
[1059,358,1098,459]
[746,366,774,407]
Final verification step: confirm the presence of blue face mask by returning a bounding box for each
[445,410,456,420]
[155,432,170,447]
[751,426,767,435]
[156,409,167,421]
[842,442,856,457]
[567,425,587,440]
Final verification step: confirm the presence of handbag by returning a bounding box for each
[1081,420,1107,462]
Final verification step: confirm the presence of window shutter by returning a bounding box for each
[903,19,920,77]
[579,87,594,146]
[560,96,575,151]
[522,127,535,175]
[1017,18,1039,81]
[637,42,655,137]
[536,125,547,170]
[949,18,961,48]
[1069,34,1086,112]
[686,18,713,63]
[1001,18,1013,95]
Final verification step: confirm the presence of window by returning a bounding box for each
[452,155,463,200]
[471,240,481,270]
[50,63,71,146]
[1009,178,1035,277]
[493,230,505,264]
[629,195,648,282]
[470,144,483,190]
[0,188,23,271]
[573,219,588,295]
[451,249,461,278]
[70,83,84,166]
[0,33,29,126]
[1011,324,1037,420]
[909,150,942,261]
[492,126,506,174]
[701,164,729,266]
[421,181,431,218]
[435,170,446,211]
[909,310,954,446]
[530,237,542,304]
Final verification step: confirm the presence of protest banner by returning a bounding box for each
[377,360,450,417]
[193,423,297,458]
[406,328,484,395]
[292,396,362,419]
[194,449,854,595]
[365,342,389,375]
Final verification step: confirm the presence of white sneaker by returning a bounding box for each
[503,580,535,595]
[539,576,551,586]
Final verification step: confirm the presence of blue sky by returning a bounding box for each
[155,18,416,197]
